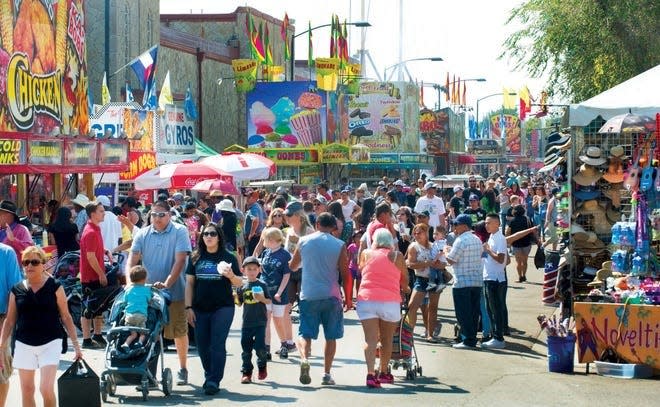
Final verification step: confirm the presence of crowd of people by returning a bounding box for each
[0,170,562,402]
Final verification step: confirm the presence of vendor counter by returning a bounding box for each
[573,302,659,370]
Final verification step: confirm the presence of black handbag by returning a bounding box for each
[57,359,101,407]
[534,247,546,269]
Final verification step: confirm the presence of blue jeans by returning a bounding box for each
[241,325,267,375]
[452,286,481,347]
[484,280,508,341]
[500,212,508,233]
[195,306,235,386]
[480,290,492,338]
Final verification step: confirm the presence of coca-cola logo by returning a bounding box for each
[184,177,205,187]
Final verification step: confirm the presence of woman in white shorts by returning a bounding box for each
[0,246,82,407]
[357,229,410,388]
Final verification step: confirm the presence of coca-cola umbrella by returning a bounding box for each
[598,113,656,134]
[134,161,233,190]
[191,178,240,195]
[200,153,276,181]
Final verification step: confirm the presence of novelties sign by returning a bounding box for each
[159,105,195,154]
[1,0,89,135]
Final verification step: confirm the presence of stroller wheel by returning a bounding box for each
[141,379,149,402]
[162,368,173,396]
[417,366,423,376]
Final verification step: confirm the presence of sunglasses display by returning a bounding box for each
[22,259,43,267]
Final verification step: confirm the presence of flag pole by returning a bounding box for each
[110,44,158,77]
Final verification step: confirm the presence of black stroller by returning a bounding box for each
[100,287,172,402]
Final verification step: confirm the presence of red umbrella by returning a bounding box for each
[134,161,233,190]
[191,178,240,195]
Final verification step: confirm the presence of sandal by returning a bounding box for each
[366,374,381,388]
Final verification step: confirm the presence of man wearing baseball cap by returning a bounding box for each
[448,185,466,220]
[446,214,483,349]
[413,182,446,229]
[0,200,34,261]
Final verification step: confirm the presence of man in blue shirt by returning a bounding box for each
[0,242,23,404]
[244,190,265,257]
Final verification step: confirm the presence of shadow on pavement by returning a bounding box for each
[328,375,468,395]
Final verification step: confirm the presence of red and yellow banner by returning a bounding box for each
[119,151,157,181]
[1,0,89,135]
[574,302,659,369]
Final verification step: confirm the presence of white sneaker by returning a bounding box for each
[481,338,505,349]
[452,342,477,350]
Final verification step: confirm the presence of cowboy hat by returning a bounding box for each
[587,266,613,287]
[603,160,625,184]
[579,146,607,166]
[573,164,602,186]
[609,145,627,160]
[0,200,19,221]
[208,190,224,198]
[573,231,606,249]
[71,193,90,208]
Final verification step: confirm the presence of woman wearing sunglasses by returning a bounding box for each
[252,208,287,257]
[184,223,242,395]
[0,246,82,407]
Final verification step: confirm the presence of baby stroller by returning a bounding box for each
[388,298,422,380]
[100,287,172,402]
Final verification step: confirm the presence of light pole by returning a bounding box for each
[290,21,371,81]
[383,57,443,82]
[476,91,516,136]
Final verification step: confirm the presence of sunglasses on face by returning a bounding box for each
[272,214,283,218]
[202,231,218,237]
[22,259,43,267]
[150,211,168,218]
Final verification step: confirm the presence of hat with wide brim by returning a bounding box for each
[574,187,600,201]
[547,132,571,148]
[602,161,625,183]
[573,231,606,249]
[573,164,602,186]
[71,193,90,207]
[609,145,627,160]
[215,199,235,213]
[579,146,607,166]
[0,200,19,220]
[587,267,613,287]
[539,155,564,173]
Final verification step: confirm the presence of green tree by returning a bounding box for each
[501,0,660,102]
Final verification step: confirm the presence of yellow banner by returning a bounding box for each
[574,302,660,369]
[344,63,361,94]
[232,59,258,92]
[262,65,285,82]
[315,58,339,91]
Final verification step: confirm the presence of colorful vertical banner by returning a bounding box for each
[1,0,90,135]
[123,108,155,152]
[231,59,258,92]
[247,82,327,149]
[315,58,339,92]
[419,108,449,156]
[344,63,362,94]
[490,113,521,155]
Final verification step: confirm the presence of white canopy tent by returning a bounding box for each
[569,64,660,127]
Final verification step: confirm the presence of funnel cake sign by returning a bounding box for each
[1,0,89,135]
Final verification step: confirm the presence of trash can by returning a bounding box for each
[547,335,576,373]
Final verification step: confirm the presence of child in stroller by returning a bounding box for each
[120,266,152,352]
[101,276,172,401]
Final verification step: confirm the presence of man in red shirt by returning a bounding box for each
[79,201,112,348]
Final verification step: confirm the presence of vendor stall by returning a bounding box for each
[567,64,660,374]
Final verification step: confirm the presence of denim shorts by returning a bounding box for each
[298,297,344,340]
[413,276,430,291]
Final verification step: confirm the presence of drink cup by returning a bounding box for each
[252,286,263,295]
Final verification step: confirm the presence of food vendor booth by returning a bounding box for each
[0,0,129,226]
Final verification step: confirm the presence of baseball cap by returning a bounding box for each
[416,210,430,218]
[314,195,328,205]
[453,185,464,193]
[423,182,437,190]
[171,192,184,202]
[469,194,479,201]
[276,186,287,194]
[96,195,111,207]
[284,201,303,216]
[242,256,261,267]
[453,214,473,228]
[394,179,405,186]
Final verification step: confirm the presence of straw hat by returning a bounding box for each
[603,160,625,184]
[609,145,627,160]
[71,193,90,207]
[573,231,606,249]
[579,146,607,166]
[587,262,614,287]
[573,164,602,186]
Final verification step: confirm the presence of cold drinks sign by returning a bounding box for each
[160,105,195,154]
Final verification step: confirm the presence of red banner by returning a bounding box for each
[119,151,157,181]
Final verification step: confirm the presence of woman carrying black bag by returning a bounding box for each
[0,246,82,407]
[506,205,535,282]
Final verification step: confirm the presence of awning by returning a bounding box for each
[195,138,219,157]
[157,138,220,164]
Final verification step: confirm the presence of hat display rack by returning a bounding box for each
[567,121,659,317]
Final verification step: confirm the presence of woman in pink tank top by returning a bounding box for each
[356,229,410,388]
